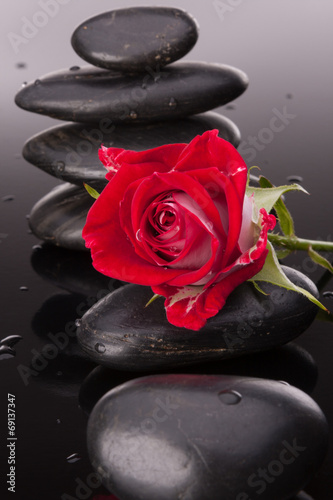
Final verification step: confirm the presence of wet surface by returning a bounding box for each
[1,1,333,499]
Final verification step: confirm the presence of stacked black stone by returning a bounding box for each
[15,6,248,251]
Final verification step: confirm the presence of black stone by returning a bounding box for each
[79,343,317,416]
[77,266,319,371]
[22,112,241,189]
[87,374,328,500]
[31,244,123,296]
[14,62,249,124]
[71,7,199,72]
[29,183,92,251]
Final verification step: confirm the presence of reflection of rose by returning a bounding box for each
[83,130,275,330]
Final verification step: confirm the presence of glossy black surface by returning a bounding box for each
[77,268,318,371]
[71,7,199,71]
[1,1,333,499]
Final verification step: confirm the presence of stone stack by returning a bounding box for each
[15,8,328,500]
[15,6,247,251]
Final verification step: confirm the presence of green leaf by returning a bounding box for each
[251,281,269,295]
[308,246,333,274]
[145,294,163,308]
[246,182,308,215]
[84,183,100,200]
[316,308,333,323]
[258,176,295,236]
[249,241,327,311]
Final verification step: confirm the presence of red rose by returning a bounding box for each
[83,130,275,330]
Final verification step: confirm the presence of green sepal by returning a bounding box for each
[258,175,296,236]
[308,246,333,274]
[145,294,163,308]
[246,182,308,215]
[249,241,327,312]
[84,183,100,200]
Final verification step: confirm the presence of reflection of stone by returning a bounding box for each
[22,112,241,189]
[31,244,121,296]
[87,374,328,500]
[29,184,92,251]
[77,266,319,370]
[15,62,248,124]
[71,7,199,72]
[79,343,317,416]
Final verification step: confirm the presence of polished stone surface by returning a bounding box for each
[87,374,328,500]
[15,62,249,123]
[28,183,92,251]
[22,112,241,188]
[71,7,199,72]
[77,267,319,370]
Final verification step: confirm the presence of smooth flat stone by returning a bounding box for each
[22,112,241,189]
[29,183,92,251]
[77,266,319,371]
[79,343,317,416]
[15,62,249,123]
[87,374,328,500]
[71,7,199,72]
[31,244,123,296]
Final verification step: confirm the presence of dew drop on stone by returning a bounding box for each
[130,111,138,119]
[56,419,61,424]
[21,81,27,87]
[75,318,82,327]
[136,229,142,241]
[66,453,81,464]
[278,380,290,386]
[218,390,242,405]
[168,97,177,108]
[34,79,41,86]
[2,195,15,202]
[32,244,42,251]
[54,160,65,172]
[95,343,106,354]
[226,104,236,110]
[16,62,26,69]
[323,291,333,298]
[70,66,80,71]
[287,175,303,183]
[19,286,29,292]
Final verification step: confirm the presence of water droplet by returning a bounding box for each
[277,380,290,386]
[66,453,81,464]
[56,419,61,424]
[21,81,28,87]
[0,345,15,360]
[169,246,178,253]
[70,66,80,71]
[218,390,242,405]
[136,229,142,242]
[75,318,82,327]
[323,291,333,298]
[141,82,147,89]
[130,111,138,119]
[168,97,177,108]
[32,244,42,251]
[19,286,29,292]
[34,79,41,86]
[286,175,303,184]
[2,195,15,202]
[286,93,293,99]
[226,104,236,110]
[95,343,106,354]
[54,160,65,172]
[0,335,22,347]
[16,62,26,69]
